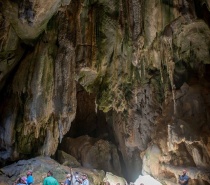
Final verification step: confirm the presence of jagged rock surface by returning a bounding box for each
[61,135,121,176]
[0,0,210,184]
[0,11,76,162]
[0,0,71,42]
[0,156,105,185]
[57,150,81,167]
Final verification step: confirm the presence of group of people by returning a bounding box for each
[14,168,189,185]
[14,170,34,185]
[44,169,89,185]
[14,168,89,185]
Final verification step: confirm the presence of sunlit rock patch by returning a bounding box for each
[134,175,162,185]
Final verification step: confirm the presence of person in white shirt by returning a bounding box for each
[72,172,81,185]
[81,174,89,185]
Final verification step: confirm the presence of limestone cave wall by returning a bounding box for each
[0,0,210,184]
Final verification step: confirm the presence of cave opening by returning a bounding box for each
[65,84,115,142]
[194,1,210,27]
[204,64,210,82]
[183,63,210,88]
[57,84,129,178]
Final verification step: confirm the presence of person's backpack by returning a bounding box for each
[64,178,71,185]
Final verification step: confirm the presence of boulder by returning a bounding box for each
[0,156,105,185]
[57,150,81,167]
[103,172,127,185]
[61,136,121,176]
[1,0,71,42]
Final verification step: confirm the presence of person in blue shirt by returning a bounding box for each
[179,169,189,185]
[26,170,34,185]
[64,174,71,185]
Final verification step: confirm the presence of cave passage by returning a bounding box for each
[65,84,115,141]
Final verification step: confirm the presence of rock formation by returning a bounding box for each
[60,135,121,176]
[0,156,107,185]
[0,0,210,184]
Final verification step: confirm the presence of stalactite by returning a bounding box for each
[95,98,98,113]
[160,36,176,114]
[58,119,63,143]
